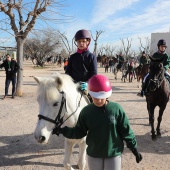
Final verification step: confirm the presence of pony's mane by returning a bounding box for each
[36,73,79,103]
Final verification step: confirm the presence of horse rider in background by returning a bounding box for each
[117,52,125,70]
[137,39,170,97]
[139,51,148,66]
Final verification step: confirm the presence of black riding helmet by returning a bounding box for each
[157,39,167,48]
[74,29,91,41]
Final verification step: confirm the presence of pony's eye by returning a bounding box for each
[53,102,58,106]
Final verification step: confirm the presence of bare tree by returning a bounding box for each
[91,30,104,56]
[103,44,110,57]
[107,45,117,58]
[121,38,132,59]
[57,31,74,56]
[24,30,61,67]
[0,0,68,96]
[138,37,152,55]
[97,44,105,56]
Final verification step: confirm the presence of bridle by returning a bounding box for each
[38,91,83,128]
[149,67,164,91]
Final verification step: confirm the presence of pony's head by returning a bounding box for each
[34,73,79,144]
[149,57,165,91]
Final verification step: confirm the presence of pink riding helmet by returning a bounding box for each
[88,74,112,99]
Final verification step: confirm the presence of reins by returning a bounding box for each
[149,68,164,91]
[38,90,84,128]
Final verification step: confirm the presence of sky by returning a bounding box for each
[0,0,170,52]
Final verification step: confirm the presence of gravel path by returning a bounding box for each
[0,61,170,170]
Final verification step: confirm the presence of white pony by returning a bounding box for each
[34,73,89,170]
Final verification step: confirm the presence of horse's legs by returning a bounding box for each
[149,104,157,140]
[77,140,87,170]
[114,69,117,80]
[63,139,75,170]
[156,106,166,137]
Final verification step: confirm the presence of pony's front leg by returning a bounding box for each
[156,107,165,137]
[63,139,75,170]
[149,105,157,140]
[77,139,87,170]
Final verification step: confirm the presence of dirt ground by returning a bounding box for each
[0,60,170,170]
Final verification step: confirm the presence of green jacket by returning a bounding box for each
[63,101,137,158]
[139,56,147,65]
[152,52,170,71]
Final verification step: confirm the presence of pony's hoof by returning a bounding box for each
[151,135,157,141]
[157,132,162,137]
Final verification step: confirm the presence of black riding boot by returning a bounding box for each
[165,74,170,84]
[137,77,149,97]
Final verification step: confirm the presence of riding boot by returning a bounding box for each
[165,74,170,84]
[137,83,145,97]
[137,77,149,97]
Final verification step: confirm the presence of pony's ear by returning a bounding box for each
[34,76,43,84]
[55,76,63,90]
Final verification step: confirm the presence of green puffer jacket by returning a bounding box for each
[152,52,170,71]
[63,101,137,158]
[139,56,148,65]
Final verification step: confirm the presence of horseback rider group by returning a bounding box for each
[137,39,170,97]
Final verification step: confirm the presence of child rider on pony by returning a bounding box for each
[137,39,170,97]
[52,74,142,170]
[65,29,97,94]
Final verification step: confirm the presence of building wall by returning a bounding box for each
[151,32,170,55]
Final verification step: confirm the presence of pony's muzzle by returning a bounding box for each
[34,132,47,143]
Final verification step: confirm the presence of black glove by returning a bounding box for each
[130,148,142,163]
[52,126,67,136]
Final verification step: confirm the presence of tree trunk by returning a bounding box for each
[16,37,25,96]
[93,42,97,56]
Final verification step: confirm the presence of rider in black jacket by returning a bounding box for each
[0,54,19,99]
[65,29,97,96]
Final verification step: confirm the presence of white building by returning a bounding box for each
[151,32,170,55]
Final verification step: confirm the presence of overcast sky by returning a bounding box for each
[0,0,170,51]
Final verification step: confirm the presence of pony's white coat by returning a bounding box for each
[34,73,88,170]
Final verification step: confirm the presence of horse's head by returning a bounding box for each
[33,73,80,143]
[149,57,165,91]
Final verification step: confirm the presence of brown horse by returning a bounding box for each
[145,57,170,140]
[101,55,107,67]
[135,64,150,87]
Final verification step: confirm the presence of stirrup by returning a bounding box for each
[137,91,144,97]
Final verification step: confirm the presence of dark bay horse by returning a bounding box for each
[145,57,170,140]
[135,64,150,87]
[123,61,135,83]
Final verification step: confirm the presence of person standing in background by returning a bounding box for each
[0,54,19,99]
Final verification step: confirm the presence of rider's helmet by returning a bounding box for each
[157,39,167,48]
[74,29,91,41]
[142,51,145,54]
[88,74,112,99]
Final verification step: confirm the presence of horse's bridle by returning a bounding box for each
[149,69,164,91]
[38,91,83,128]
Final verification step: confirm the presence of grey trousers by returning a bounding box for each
[87,155,122,170]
